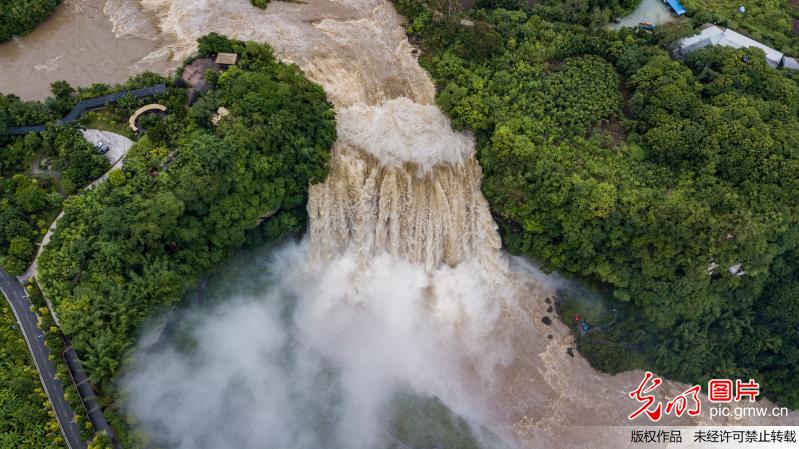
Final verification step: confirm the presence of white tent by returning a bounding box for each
[782,56,799,71]
[677,25,784,68]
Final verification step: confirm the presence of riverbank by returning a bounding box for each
[32,35,337,448]
[0,0,61,43]
[0,0,170,100]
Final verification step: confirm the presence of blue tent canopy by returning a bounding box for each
[666,0,687,15]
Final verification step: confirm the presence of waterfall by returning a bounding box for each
[308,99,506,273]
[124,0,639,442]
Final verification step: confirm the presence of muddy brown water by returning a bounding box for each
[0,0,170,100]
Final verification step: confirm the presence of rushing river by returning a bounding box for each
[0,0,172,100]
[4,1,795,448]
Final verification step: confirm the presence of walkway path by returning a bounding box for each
[128,104,166,132]
[609,0,675,30]
[0,269,86,449]
[20,130,134,283]
[7,83,166,135]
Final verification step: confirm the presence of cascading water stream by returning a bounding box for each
[308,100,505,274]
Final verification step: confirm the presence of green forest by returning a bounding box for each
[0,0,61,42]
[532,0,641,26]
[0,118,109,274]
[395,0,799,408]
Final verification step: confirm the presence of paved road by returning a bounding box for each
[0,269,86,449]
[9,129,130,449]
[82,129,133,170]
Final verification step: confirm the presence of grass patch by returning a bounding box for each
[78,109,135,140]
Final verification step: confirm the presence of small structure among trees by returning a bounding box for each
[728,264,746,276]
[675,24,799,70]
[181,52,239,104]
[215,52,239,66]
[211,107,230,126]
[129,104,167,132]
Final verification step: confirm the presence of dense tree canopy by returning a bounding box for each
[0,94,60,274]
[45,126,109,193]
[396,1,799,408]
[0,0,61,42]
[526,0,640,26]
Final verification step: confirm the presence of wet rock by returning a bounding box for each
[544,297,551,304]
[566,347,575,358]
[541,316,552,326]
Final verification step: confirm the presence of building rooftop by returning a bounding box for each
[783,56,799,70]
[665,0,686,16]
[215,52,239,66]
[677,25,784,68]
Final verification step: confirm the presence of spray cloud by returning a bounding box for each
[124,241,514,449]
